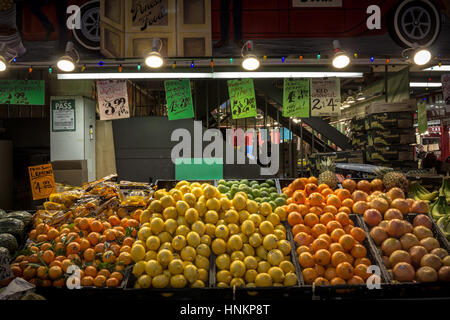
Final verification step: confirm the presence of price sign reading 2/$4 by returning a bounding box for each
[310,78,341,117]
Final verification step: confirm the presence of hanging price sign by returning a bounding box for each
[28,164,56,200]
[164,79,195,120]
[310,78,341,117]
[283,78,310,118]
[97,80,130,120]
[228,78,257,119]
[0,80,45,105]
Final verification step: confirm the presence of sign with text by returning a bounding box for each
[0,80,45,105]
[97,80,130,120]
[164,80,195,120]
[310,78,341,117]
[442,74,450,105]
[283,78,310,118]
[418,102,428,134]
[28,164,56,200]
[51,99,76,132]
[292,0,342,7]
[228,79,257,119]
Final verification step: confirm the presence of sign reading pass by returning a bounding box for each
[28,164,56,200]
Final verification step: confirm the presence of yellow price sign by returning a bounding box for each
[28,164,56,200]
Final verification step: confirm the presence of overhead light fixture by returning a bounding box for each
[57,41,79,72]
[413,49,431,66]
[58,71,363,80]
[346,96,356,104]
[255,113,263,120]
[332,40,350,69]
[341,103,350,109]
[241,40,260,71]
[0,48,18,72]
[423,65,450,71]
[145,38,164,68]
[356,88,365,101]
[0,55,7,72]
[409,82,442,88]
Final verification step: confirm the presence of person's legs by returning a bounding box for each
[232,0,242,42]
[214,0,230,48]
[54,0,69,52]
[29,0,55,38]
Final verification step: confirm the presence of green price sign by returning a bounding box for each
[282,78,310,118]
[0,80,45,105]
[227,78,257,119]
[165,80,195,120]
[418,102,427,134]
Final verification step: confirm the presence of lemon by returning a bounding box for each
[159,242,172,252]
[203,185,216,199]
[248,214,262,227]
[279,261,295,274]
[217,282,228,288]
[212,238,227,255]
[149,200,163,213]
[182,193,196,206]
[184,264,199,283]
[132,261,147,277]
[260,202,272,216]
[194,202,207,217]
[197,195,206,204]
[241,220,255,235]
[205,224,216,238]
[141,222,151,229]
[170,274,187,288]
[157,231,172,244]
[216,253,231,270]
[172,235,188,252]
[153,190,166,200]
[242,244,255,257]
[191,280,205,288]
[146,236,161,251]
[160,195,175,209]
[230,278,245,288]
[224,209,239,224]
[180,246,196,262]
[230,251,245,261]
[227,234,244,251]
[267,249,284,266]
[174,225,189,237]
[191,187,203,199]
[140,209,152,223]
[248,233,263,248]
[170,189,183,202]
[216,270,232,284]
[150,217,165,234]
[198,268,208,282]
[134,240,145,247]
[201,234,211,246]
[177,216,187,227]
[152,274,169,288]
[163,207,177,220]
[268,267,285,283]
[138,227,152,241]
[186,231,201,247]
[157,249,173,266]
[274,229,286,241]
[267,213,280,227]
[179,185,191,194]
[239,233,248,244]
[131,244,146,262]
[232,195,247,211]
[176,180,189,188]
[195,255,210,270]
[175,200,189,216]
[245,269,258,283]
[230,260,246,277]
[191,221,206,236]
[274,207,287,221]
[138,274,152,288]
[144,250,157,261]
[220,197,232,210]
[256,246,267,260]
[228,223,240,236]
[215,225,229,240]
[238,210,250,223]
[284,272,298,286]
[205,211,219,224]
[164,219,177,234]
[277,240,291,255]
[263,234,278,251]
[206,198,220,212]
[185,208,199,224]
[246,200,259,214]
[257,261,271,273]
[244,256,258,270]
[145,260,163,277]
[235,191,248,200]
[168,259,184,275]
[255,273,273,287]
[196,244,210,257]
[259,221,274,236]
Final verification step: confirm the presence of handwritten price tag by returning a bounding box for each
[28,164,56,200]
[97,80,130,120]
[228,79,257,120]
[310,78,341,117]
[165,80,195,120]
[283,78,310,118]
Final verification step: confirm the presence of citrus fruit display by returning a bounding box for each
[217,179,287,210]
[214,192,297,288]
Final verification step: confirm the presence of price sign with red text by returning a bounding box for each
[310,78,341,117]
[97,80,130,120]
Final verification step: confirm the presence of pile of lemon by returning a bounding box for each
[213,192,297,288]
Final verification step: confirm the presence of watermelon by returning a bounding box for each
[0,233,18,254]
[0,209,6,219]
[0,218,25,241]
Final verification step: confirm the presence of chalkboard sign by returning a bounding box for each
[165,80,195,120]
[0,80,45,105]
[228,78,257,120]
[282,78,310,118]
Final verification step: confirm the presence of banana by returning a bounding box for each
[431,196,446,219]
[418,190,439,201]
[443,178,450,199]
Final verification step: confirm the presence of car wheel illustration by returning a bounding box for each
[389,0,441,48]
[73,0,100,51]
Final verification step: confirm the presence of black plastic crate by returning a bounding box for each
[155,180,216,190]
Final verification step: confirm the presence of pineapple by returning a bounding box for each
[318,157,338,189]
[373,167,409,192]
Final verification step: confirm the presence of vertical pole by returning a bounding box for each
[312,129,315,154]
[300,120,304,176]
[289,118,292,177]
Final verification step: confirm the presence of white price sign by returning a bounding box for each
[293,0,342,7]
[310,78,341,117]
[97,80,130,120]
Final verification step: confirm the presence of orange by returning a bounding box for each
[345,253,355,265]
[314,264,325,276]
[292,224,310,236]
[348,275,364,285]
[127,219,139,228]
[87,232,100,246]
[305,183,319,196]
[93,275,106,287]
[326,221,342,233]
[322,205,338,215]
[350,227,366,242]
[78,218,90,230]
[283,189,293,198]
[311,223,327,238]
[354,264,370,280]
[290,178,305,191]
[311,238,329,252]
[329,242,345,254]
[304,213,319,228]
[90,220,103,233]
[36,234,48,242]
[104,229,116,241]
[47,228,59,240]
[297,245,312,255]
[48,266,63,280]
[287,212,303,226]
[308,176,318,185]
[66,242,81,255]
[120,245,131,253]
[324,267,337,280]
[41,242,52,251]
[102,250,116,263]
[61,259,71,272]
[98,269,110,278]
[326,195,341,208]
[331,251,348,267]
[330,228,346,242]
[354,257,371,267]
[338,234,355,251]
[29,229,37,240]
[335,189,351,201]
[94,243,105,253]
[84,266,97,278]
[287,203,300,213]
[41,249,55,265]
[122,237,135,247]
[350,244,367,258]
[309,206,323,216]
[292,190,306,204]
[341,198,354,209]
[302,268,318,284]
[314,249,331,266]
[321,188,334,197]
[317,184,329,192]
[132,209,142,221]
[110,272,124,282]
[36,223,50,235]
[319,212,335,225]
[309,193,324,207]
[330,277,346,285]
[67,232,81,243]
[298,252,315,268]
[106,277,119,287]
[297,205,309,216]
[336,262,353,280]
[67,253,81,263]
[83,248,96,261]
[343,225,353,235]
[81,276,94,286]
[314,277,330,286]
[53,278,65,288]
[109,215,121,226]
[118,252,132,265]
[79,238,91,251]
[318,233,332,245]
[109,244,121,256]
[102,222,112,230]
[294,232,313,246]
[335,212,351,226]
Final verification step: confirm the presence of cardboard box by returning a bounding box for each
[365,100,416,115]
[52,160,88,187]
[365,112,413,130]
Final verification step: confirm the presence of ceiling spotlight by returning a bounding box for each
[346,96,356,104]
[0,56,6,72]
[341,103,350,109]
[57,42,79,72]
[332,40,350,69]
[0,48,18,72]
[413,48,431,66]
[356,91,365,101]
[241,41,260,71]
[145,38,164,68]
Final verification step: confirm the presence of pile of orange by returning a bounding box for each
[10,210,143,288]
[283,178,374,285]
